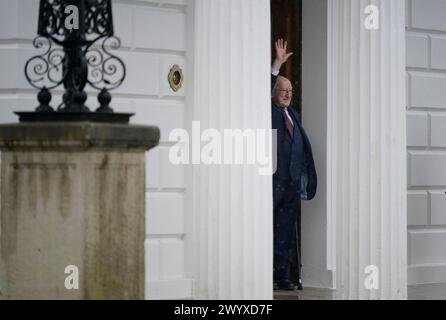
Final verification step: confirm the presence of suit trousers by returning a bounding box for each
[273,178,301,282]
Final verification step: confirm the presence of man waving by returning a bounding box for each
[271,38,317,291]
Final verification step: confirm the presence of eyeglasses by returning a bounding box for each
[274,88,295,95]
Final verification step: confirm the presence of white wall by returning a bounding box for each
[406,0,446,285]
[0,0,191,299]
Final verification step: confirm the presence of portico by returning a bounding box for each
[186,0,407,300]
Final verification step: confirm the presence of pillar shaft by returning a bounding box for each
[329,0,407,299]
[189,0,273,299]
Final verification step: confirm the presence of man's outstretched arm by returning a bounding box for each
[271,38,293,90]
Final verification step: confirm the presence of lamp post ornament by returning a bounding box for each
[21,0,130,123]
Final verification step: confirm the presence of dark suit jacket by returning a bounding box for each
[271,74,317,200]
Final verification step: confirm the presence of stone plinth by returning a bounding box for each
[0,122,159,299]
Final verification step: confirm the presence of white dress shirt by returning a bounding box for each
[272,70,294,126]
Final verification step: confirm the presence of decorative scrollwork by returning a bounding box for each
[24,36,66,90]
[85,0,114,37]
[24,0,126,114]
[37,0,69,44]
[86,36,126,91]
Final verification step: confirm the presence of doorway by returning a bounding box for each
[271,0,334,290]
[270,0,303,286]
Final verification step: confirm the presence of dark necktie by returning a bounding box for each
[283,108,294,137]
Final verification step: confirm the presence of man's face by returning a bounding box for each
[273,76,293,108]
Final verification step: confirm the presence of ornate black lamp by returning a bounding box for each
[19,0,132,123]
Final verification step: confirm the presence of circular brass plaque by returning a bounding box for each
[168,64,184,92]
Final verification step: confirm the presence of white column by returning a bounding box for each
[188,0,273,299]
[329,0,407,299]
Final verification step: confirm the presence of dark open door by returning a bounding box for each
[271,0,303,287]
[271,0,302,114]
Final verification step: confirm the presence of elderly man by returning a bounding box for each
[271,39,317,291]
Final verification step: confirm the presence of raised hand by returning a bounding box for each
[272,38,293,72]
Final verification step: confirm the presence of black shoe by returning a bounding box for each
[274,279,298,291]
[297,279,303,291]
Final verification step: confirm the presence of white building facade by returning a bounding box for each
[0,0,444,300]
[406,0,446,286]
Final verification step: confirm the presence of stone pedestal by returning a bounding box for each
[0,122,159,299]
